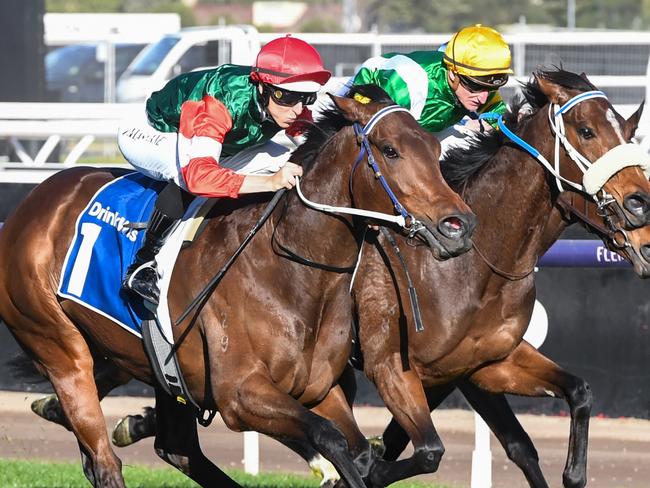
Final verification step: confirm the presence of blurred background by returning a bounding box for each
[1,0,650,418]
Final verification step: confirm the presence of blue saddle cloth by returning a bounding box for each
[58,172,166,336]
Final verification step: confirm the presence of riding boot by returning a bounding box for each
[122,207,179,305]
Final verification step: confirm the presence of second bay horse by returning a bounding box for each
[349,69,650,488]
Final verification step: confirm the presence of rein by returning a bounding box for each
[556,193,631,248]
[380,227,425,332]
[295,104,433,240]
[176,104,425,324]
[174,189,286,326]
[275,104,437,271]
[270,198,357,273]
[471,240,536,281]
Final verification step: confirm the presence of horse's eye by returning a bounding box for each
[579,127,595,139]
[382,145,399,159]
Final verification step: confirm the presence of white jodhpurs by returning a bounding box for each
[118,116,179,182]
[117,115,295,186]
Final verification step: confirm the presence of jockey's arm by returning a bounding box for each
[179,96,300,198]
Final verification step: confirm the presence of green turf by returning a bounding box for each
[0,458,456,487]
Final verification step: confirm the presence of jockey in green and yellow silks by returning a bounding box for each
[340,24,513,134]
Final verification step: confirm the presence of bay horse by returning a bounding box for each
[0,89,476,488]
[344,69,650,488]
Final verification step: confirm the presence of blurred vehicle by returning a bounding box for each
[46,42,146,102]
[116,25,260,103]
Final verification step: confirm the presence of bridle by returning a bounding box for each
[481,90,650,250]
[295,104,439,243]
[556,192,631,249]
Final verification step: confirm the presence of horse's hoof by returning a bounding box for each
[562,471,586,488]
[309,454,340,487]
[112,407,156,448]
[367,435,386,458]
[31,394,63,424]
[112,415,137,447]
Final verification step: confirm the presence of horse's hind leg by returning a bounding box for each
[469,341,591,488]
[6,315,125,487]
[32,357,133,432]
[457,379,550,488]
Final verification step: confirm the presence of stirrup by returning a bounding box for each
[124,261,161,305]
[125,261,157,286]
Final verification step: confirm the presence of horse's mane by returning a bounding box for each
[291,84,395,171]
[442,67,596,189]
[210,85,396,218]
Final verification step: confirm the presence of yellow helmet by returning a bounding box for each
[444,24,513,79]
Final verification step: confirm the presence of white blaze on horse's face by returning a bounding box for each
[605,108,627,145]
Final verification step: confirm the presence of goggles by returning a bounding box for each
[459,73,508,93]
[265,84,318,107]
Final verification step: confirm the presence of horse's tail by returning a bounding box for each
[5,350,48,385]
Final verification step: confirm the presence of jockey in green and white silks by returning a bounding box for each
[118,35,330,305]
[338,24,513,154]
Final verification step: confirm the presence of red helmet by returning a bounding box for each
[251,35,331,93]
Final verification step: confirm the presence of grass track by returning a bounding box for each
[0,458,454,487]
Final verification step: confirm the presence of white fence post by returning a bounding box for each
[470,299,548,487]
[471,413,492,488]
[243,431,259,475]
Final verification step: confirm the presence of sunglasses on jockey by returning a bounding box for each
[459,73,509,93]
[263,83,318,107]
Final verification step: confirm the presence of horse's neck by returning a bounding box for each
[466,113,557,272]
[275,137,361,266]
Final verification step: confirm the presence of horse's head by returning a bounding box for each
[325,86,476,259]
[529,69,650,276]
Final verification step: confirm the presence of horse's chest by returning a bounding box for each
[419,304,530,382]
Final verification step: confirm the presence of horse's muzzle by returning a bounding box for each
[419,212,476,260]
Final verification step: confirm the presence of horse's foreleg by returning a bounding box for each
[152,389,241,487]
[380,382,456,461]
[217,372,366,488]
[457,379,550,488]
[363,364,448,487]
[469,341,591,488]
[310,377,374,482]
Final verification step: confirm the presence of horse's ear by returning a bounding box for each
[534,73,570,105]
[579,72,590,83]
[327,93,371,124]
[623,101,644,141]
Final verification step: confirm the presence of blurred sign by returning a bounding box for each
[252,2,307,28]
[538,239,630,268]
[44,13,181,45]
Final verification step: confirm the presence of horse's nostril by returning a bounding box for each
[439,216,465,239]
